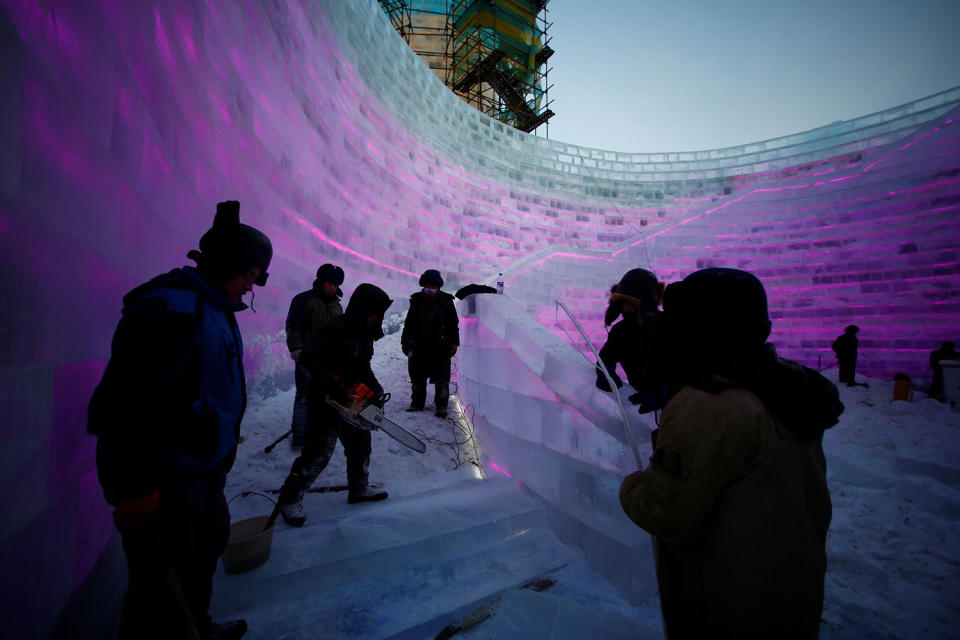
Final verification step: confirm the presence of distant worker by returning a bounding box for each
[595,268,666,413]
[285,263,345,448]
[832,325,860,386]
[401,269,460,418]
[928,341,959,401]
[619,268,842,639]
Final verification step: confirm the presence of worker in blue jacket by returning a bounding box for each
[87,201,270,640]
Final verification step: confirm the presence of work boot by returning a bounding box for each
[435,410,448,418]
[348,487,389,504]
[406,405,422,412]
[279,499,306,527]
[206,619,248,640]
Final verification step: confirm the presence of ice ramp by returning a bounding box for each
[210,477,660,639]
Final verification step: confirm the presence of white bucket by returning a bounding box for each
[940,360,960,405]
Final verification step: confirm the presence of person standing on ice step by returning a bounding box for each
[278,283,394,527]
[619,268,842,640]
[595,268,667,414]
[285,263,345,448]
[87,201,268,640]
[401,269,460,418]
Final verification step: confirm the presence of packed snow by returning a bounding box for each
[221,318,959,639]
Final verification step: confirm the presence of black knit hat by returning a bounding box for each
[665,268,771,355]
[316,263,345,285]
[187,201,272,285]
[419,269,443,287]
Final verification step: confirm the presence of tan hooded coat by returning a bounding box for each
[620,385,831,639]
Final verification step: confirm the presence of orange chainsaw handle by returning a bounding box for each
[348,383,375,404]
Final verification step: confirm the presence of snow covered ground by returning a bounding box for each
[223,323,959,639]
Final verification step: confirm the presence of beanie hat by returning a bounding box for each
[419,269,443,287]
[664,268,771,359]
[187,201,272,285]
[845,325,859,334]
[316,263,345,285]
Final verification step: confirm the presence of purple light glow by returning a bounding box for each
[1,1,957,635]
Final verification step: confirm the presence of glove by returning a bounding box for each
[113,490,160,527]
[401,343,411,356]
[450,344,458,357]
[290,349,301,362]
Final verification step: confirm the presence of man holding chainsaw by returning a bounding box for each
[277,283,394,526]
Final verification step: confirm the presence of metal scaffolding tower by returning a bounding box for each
[379,0,554,134]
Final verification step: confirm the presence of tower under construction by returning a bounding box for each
[379,0,554,134]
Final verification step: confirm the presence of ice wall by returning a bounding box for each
[456,294,660,604]
[0,0,957,636]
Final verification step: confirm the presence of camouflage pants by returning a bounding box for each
[290,364,309,445]
[279,400,372,504]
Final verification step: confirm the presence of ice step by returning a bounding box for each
[216,477,543,583]
[211,477,578,638]
[213,524,573,639]
[492,589,662,640]
[387,561,663,640]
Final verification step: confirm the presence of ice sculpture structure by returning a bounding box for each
[0,0,957,636]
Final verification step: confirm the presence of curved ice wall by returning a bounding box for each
[1,0,958,635]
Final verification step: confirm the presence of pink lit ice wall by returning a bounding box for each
[0,0,957,636]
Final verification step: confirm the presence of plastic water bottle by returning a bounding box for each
[496,273,504,294]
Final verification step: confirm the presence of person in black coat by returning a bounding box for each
[928,340,959,400]
[596,268,666,413]
[402,269,460,418]
[832,325,860,386]
[87,201,269,640]
[277,283,394,527]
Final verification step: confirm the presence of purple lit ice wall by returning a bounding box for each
[1,0,958,635]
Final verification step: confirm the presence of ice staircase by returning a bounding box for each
[209,477,662,639]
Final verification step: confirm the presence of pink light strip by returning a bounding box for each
[489,461,512,477]
[603,112,958,261]
[860,111,960,172]
[292,214,419,278]
[507,252,613,284]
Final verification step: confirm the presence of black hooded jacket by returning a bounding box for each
[596,311,663,394]
[300,283,392,403]
[401,290,460,356]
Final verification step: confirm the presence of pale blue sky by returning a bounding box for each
[541,0,960,152]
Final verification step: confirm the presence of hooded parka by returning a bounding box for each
[279,284,393,504]
[620,268,840,640]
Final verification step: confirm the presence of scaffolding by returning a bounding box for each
[379,0,554,134]
[380,1,454,86]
